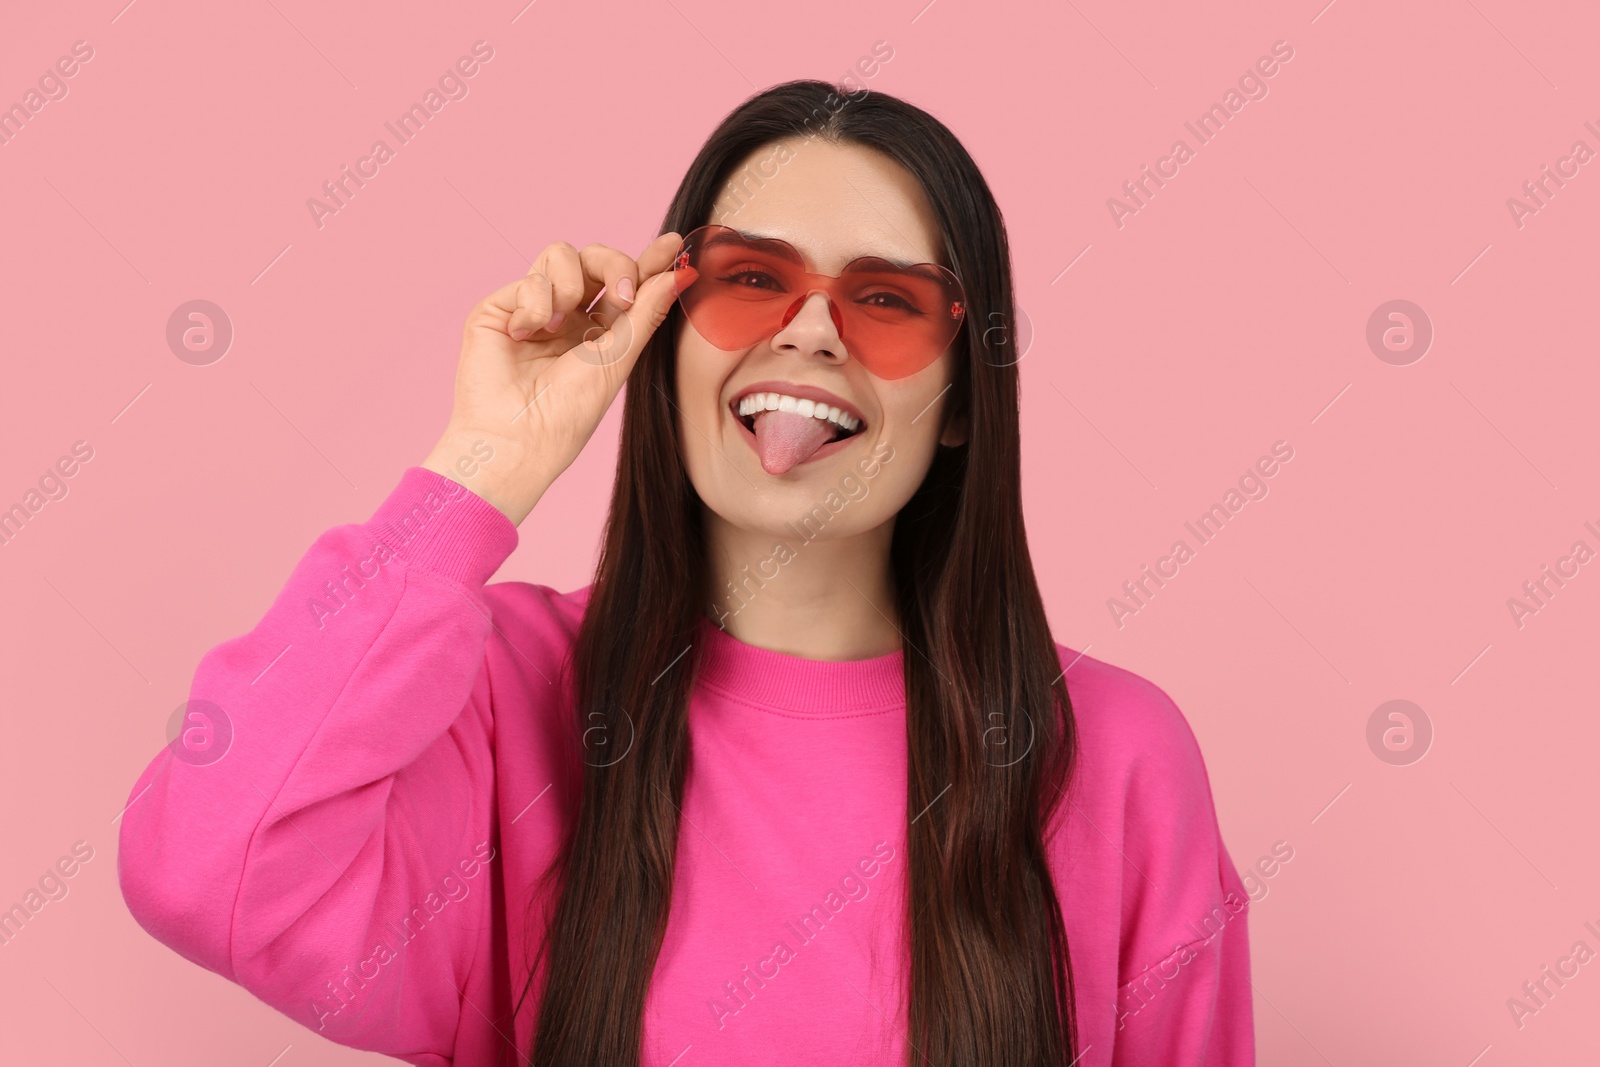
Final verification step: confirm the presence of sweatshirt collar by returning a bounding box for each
[692,616,906,715]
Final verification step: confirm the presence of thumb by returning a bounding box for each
[620,265,692,354]
[568,265,689,374]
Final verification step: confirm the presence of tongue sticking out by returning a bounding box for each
[751,410,838,475]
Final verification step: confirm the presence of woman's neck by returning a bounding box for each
[703,507,902,662]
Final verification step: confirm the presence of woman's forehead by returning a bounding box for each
[708,139,944,270]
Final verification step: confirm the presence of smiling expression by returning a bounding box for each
[673,136,967,542]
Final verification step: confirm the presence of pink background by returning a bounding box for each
[2,0,1597,1063]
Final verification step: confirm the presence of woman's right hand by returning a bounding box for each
[421,231,686,525]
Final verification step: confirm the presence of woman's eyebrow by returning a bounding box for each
[731,230,940,274]
[711,230,804,264]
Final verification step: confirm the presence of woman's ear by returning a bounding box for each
[939,408,969,448]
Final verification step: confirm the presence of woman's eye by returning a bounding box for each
[862,291,921,313]
[720,270,782,290]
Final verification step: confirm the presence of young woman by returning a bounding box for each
[119,80,1253,1065]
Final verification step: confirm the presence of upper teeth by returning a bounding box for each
[736,392,861,432]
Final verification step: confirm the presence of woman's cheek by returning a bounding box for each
[844,438,922,529]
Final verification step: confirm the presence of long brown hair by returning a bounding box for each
[512,78,1080,1066]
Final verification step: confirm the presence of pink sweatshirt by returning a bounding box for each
[117,467,1254,1066]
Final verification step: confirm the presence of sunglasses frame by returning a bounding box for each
[668,223,968,380]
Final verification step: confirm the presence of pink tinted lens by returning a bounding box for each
[673,226,965,379]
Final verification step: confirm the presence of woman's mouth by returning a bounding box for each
[729,388,867,475]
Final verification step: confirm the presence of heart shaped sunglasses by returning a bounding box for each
[668,224,967,380]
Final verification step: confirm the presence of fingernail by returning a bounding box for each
[546,310,566,332]
[509,326,530,341]
[616,276,635,304]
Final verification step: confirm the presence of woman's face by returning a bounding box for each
[674,138,966,544]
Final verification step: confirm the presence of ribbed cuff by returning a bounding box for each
[367,467,519,589]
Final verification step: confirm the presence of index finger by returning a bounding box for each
[635,232,684,281]
[579,242,644,315]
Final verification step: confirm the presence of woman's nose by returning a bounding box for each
[776,291,845,355]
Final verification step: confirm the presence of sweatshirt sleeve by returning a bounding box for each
[117,466,520,1065]
[1109,683,1255,1066]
